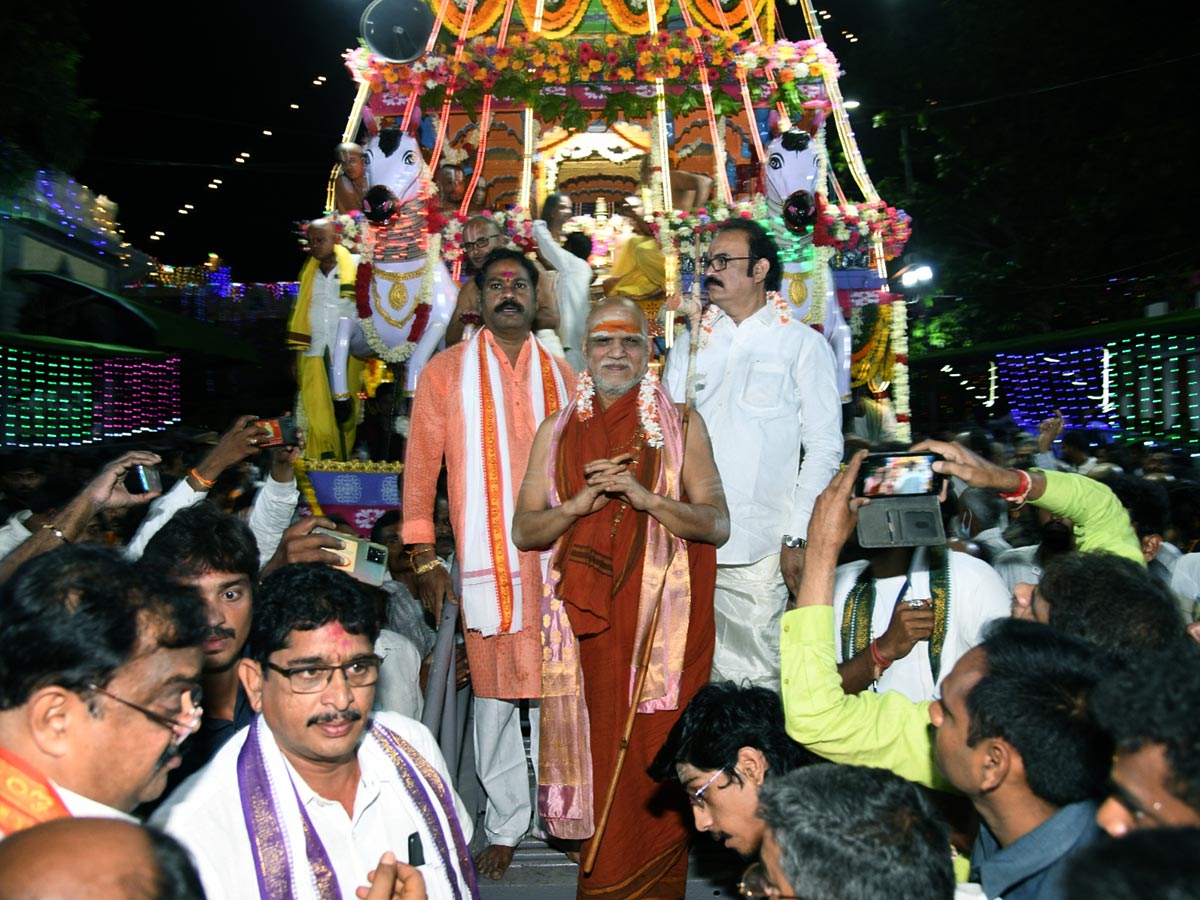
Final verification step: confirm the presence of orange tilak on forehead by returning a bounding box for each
[590,319,641,335]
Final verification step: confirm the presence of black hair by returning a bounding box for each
[1090,645,1200,812]
[140,503,259,581]
[758,764,954,900]
[648,681,819,782]
[1061,429,1093,454]
[145,826,207,900]
[957,487,1009,532]
[1166,479,1200,544]
[247,563,380,666]
[565,231,593,262]
[1038,552,1185,665]
[0,545,206,709]
[1097,473,1169,537]
[473,247,539,295]
[541,192,568,220]
[370,509,401,545]
[967,618,1110,806]
[1065,828,1200,900]
[713,218,782,292]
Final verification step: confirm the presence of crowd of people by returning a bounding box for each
[1,203,1198,900]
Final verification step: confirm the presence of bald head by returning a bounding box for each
[585,299,651,400]
[0,818,203,900]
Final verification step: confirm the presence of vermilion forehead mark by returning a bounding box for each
[324,621,358,651]
[591,320,641,335]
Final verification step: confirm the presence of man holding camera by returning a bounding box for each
[663,218,843,691]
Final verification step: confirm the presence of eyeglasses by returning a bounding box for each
[88,683,203,751]
[700,254,754,272]
[688,766,730,809]
[738,861,804,900]
[463,233,502,252]
[264,655,384,694]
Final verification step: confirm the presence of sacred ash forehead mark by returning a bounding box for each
[590,319,643,335]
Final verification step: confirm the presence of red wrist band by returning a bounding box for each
[870,639,892,671]
[998,468,1032,506]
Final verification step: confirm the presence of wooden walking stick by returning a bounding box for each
[582,281,703,876]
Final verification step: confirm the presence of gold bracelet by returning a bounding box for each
[41,522,70,543]
[406,545,435,564]
[412,559,442,576]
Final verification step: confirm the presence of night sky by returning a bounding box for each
[71,0,874,284]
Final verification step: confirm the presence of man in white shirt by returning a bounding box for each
[0,545,205,836]
[286,217,363,460]
[830,544,1012,702]
[153,563,477,900]
[532,198,593,372]
[663,219,843,690]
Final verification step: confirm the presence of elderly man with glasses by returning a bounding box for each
[0,545,206,834]
[663,217,843,692]
[153,563,477,900]
[444,214,559,347]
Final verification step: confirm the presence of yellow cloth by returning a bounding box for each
[298,353,363,461]
[286,245,358,350]
[288,245,362,460]
[604,235,665,299]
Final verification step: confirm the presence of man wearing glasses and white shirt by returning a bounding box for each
[153,563,477,900]
[663,218,843,691]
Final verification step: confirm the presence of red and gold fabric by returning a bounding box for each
[0,748,70,837]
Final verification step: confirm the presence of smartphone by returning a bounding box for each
[253,416,298,448]
[125,464,163,494]
[313,526,389,587]
[855,452,943,498]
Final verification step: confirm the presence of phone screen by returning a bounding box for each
[857,453,941,497]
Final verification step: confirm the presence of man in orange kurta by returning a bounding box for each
[403,248,575,879]
[513,298,728,900]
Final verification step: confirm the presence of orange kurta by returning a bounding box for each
[402,331,576,698]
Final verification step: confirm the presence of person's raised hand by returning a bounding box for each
[806,449,871,558]
[259,515,346,579]
[1037,411,1064,454]
[84,450,164,510]
[194,415,272,484]
[356,852,427,900]
[877,597,935,662]
[909,438,1023,496]
[267,414,302,483]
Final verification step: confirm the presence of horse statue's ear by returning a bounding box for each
[781,130,811,152]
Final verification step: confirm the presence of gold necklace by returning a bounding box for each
[371,267,425,328]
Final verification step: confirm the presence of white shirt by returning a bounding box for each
[663,303,843,562]
[991,543,1043,593]
[1169,552,1200,622]
[152,712,473,900]
[125,475,299,569]
[831,547,1012,702]
[307,263,359,359]
[374,630,424,720]
[0,510,33,561]
[532,220,593,371]
[57,784,138,822]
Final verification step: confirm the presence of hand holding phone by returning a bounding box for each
[313,526,388,587]
[855,452,943,498]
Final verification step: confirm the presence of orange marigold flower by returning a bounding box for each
[605,33,620,48]
[685,25,701,38]
[666,64,681,78]
[617,66,635,80]
[778,69,794,83]
[588,58,603,72]
[808,63,823,76]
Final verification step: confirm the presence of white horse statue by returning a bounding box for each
[330,128,456,401]
[763,128,852,399]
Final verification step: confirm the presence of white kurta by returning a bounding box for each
[151,712,473,900]
[831,547,1012,702]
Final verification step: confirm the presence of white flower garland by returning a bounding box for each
[573,369,664,449]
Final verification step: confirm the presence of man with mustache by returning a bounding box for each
[662,218,843,691]
[512,298,728,898]
[153,563,477,900]
[0,545,205,835]
[404,247,575,879]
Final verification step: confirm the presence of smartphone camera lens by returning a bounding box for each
[367,546,386,565]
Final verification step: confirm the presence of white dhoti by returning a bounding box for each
[710,553,790,692]
[473,696,540,846]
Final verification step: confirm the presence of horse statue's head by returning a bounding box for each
[365,128,426,205]
[764,128,820,214]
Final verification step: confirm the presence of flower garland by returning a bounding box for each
[813,195,912,261]
[695,290,791,350]
[343,36,836,109]
[298,211,367,256]
[573,369,665,449]
[890,296,912,438]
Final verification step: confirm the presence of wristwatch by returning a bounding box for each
[782,535,807,549]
